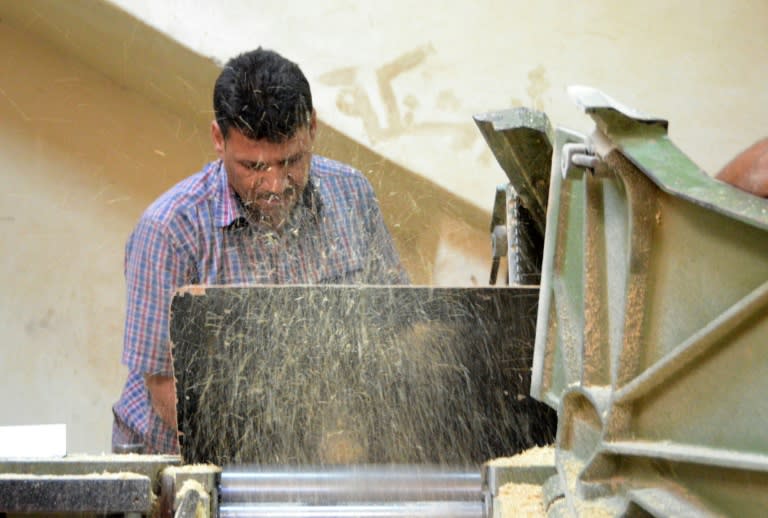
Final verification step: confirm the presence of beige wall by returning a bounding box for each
[0,3,489,453]
[110,0,768,209]
[0,20,210,454]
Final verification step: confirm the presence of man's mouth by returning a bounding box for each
[258,194,284,207]
[252,187,295,206]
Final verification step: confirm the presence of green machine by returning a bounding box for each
[480,86,768,516]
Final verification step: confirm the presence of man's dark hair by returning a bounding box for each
[213,48,313,142]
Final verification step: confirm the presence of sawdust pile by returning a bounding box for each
[172,286,556,466]
[496,483,545,517]
[487,445,554,468]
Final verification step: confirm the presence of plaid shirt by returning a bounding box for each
[113,156,408,453]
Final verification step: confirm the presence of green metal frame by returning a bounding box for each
[532,86,768,516]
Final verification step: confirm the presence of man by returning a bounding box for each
[716,137,768,197]
[112,48,409,454]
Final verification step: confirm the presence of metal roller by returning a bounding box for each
[221,465,481,503]
[219,502,483,518]
[218,465,483,517]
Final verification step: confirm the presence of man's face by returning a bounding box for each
[212,114,316,230]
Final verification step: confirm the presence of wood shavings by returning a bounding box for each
[496,482,544,517]
[487,445,555,467]
[171,286,557,466]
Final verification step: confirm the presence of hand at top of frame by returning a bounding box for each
[716,137,768,198]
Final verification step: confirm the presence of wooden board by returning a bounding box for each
[170,286,556,466]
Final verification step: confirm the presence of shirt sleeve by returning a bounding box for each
[361,184,411,285]
[121,216,191,376]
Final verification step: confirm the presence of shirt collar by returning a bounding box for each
[213,160,245,228]
[213,159,323,229]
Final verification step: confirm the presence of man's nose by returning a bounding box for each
[257,168,289,193]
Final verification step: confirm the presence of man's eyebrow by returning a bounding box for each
[240,151,305,167]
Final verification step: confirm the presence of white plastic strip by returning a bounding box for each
[0,423,66,457]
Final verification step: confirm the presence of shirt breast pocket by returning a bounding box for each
[315,235,366,284]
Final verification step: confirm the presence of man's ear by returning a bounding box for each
[211,120,225,158]
[309,110,317,142]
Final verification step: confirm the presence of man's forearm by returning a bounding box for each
[144,374,178,430]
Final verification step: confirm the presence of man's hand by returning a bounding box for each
[716,138,768,197]
[144,374,178,430]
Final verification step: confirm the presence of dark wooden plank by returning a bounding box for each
[0,475,151,513]
[171,286,556,466]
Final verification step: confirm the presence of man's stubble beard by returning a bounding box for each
[244,184,301,231]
